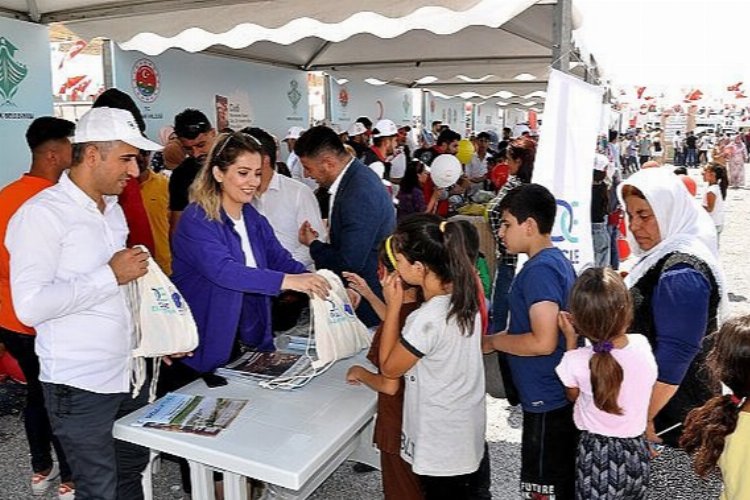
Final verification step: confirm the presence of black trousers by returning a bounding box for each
[42,381,150,500]
[0,328,72,480]
[417,443,491,500]
[521,405,579,500]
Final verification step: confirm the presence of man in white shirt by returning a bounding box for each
[466,131,493,194]
[283,126,317,191]
[246,127,325,269]
[6,107,163,500]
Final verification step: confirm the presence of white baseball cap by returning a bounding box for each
[73,107,162,151]
[430,154,462,188]
[283,126,305,141]
[372,119,398,138]
[347,122,367,136]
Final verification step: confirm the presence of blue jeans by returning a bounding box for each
[607,223,620,270]
[42,382,150,500]
[685,148,697,167]
[592,222,610,268]
[491,262,516,332]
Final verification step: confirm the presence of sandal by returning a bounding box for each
[58,482,76,500]
[31,462,60,496]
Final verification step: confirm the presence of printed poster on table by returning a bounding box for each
[532,69,604,271]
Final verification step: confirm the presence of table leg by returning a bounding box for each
[223,471,249,500]
[346,417,380,469]
[189,461,215,500]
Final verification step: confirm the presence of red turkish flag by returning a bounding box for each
[728,82,743,92]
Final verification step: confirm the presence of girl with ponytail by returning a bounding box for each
[681,315,750,499]
[556,267,658,499]
[378,213,488,499]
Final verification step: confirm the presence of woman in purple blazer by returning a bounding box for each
[170,132,329,375]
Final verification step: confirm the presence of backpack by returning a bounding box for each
[128,247,199,401]
[260,269,370,389]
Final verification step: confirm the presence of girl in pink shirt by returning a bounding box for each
[556,268,657,500]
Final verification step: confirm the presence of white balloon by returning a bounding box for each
[389,152,407,179]
[430,154,462,188]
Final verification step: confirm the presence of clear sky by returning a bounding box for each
[574,0,749,86]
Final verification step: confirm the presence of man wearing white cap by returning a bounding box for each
[283,126,317,191]
[362,119,399,180]
[346,121,369,159]
[6,107,163,500]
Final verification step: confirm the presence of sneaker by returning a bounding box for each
[31,462,60,496]
[58,482,75,500]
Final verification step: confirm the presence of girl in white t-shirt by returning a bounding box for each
[556,268,657,500]
[378,214,487,499]
[703,164,728,242]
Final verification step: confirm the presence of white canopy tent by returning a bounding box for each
[0,0,595,108]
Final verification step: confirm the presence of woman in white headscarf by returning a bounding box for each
[619,168,726,449]
[727,134,748,188]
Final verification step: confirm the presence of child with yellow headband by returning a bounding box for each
[345,238,424,500]
[375,213,488,499]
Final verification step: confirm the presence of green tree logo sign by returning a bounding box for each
[0,37,29,106]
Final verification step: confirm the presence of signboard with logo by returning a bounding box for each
[533,69,603,270]
[423,92,466,132]
[112,46,308,144]
[474,101,504,135]
[0,17,54,186]
[329,78,412,128]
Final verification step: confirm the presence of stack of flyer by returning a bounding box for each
[216,350,313,385]
[134,393,247,436]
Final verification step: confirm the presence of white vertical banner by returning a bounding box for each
[533,69,604,271]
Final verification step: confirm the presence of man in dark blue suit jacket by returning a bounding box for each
[296,126,395,327]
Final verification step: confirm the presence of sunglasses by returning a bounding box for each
[184,122,210,134]
[212,132,263,161]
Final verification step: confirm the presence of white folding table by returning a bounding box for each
[113,355,379,500]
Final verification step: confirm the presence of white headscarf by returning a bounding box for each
[618,168,728,317]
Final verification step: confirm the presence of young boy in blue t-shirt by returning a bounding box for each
[483,183,578,500]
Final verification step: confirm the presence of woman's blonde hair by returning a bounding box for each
[190,131,263,221]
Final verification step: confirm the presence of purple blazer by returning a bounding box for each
[171,202,306,372]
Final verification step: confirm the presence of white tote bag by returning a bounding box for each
[128,246,199,401]
[260,269,370,389]
[309,269,371,369]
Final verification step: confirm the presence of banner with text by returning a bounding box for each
[0,17,53,186]
[112,46,308,145]
[533,69,604,271]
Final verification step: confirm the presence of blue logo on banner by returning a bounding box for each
[552,199,579,243]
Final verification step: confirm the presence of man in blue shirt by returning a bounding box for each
[483,184,578,500]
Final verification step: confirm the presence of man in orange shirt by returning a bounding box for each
[138,151,172,275]
[0,117,76,498]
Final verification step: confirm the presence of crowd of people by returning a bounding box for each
[0,87,747,500]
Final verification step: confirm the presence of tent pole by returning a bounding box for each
[103,39,115,89]
[552,0,572,74]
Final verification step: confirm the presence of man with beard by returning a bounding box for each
[169,109,216,232]
[6,107,163,500]
[296,126,395,327]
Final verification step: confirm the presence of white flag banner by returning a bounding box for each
[533,69,604,271]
